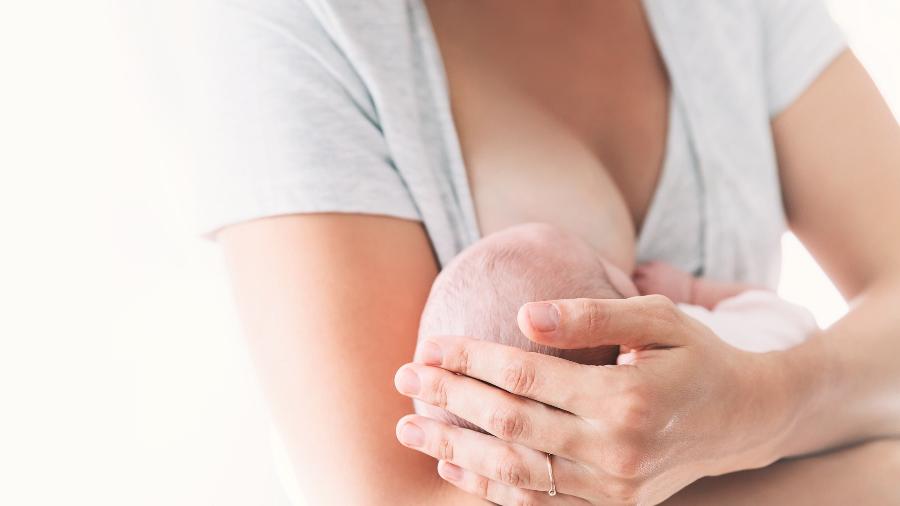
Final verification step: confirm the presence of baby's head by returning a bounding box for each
[415,223,637,431]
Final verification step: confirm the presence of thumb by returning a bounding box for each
[517,295,684,350]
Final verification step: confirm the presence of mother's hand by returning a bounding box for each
[394,295,802,505]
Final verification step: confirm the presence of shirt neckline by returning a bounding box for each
[636,93,683,249]
[415,0,682,249]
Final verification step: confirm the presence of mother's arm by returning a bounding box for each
[769,48,900,455]
[218,214,484,505]
[662,46,900,504]
[665,438,900,505]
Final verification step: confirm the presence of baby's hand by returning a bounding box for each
[633,261,693,304]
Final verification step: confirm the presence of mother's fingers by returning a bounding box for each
[396,414,591,496]
[437,460,592,506]
[395,363,590,458]
[416,336,625,414]
[519,294,687,350]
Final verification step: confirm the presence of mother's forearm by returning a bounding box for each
[665,439,900,505]
[775,278,900,459]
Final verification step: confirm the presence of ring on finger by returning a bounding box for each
[546,453,557,496]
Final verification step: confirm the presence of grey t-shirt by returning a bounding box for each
[188,0,845,287]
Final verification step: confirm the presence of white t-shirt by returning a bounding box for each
[185,0,846,290]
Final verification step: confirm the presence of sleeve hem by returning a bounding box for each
[768,40,848,119]
[766,1,849,119]
[194,175,423,240]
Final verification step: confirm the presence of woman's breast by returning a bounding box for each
[457,86,638,272]
[425,1,671,274]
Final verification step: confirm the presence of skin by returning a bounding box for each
[424,0,669,273]
[633,261,765,310]
[218,215,480,506]
[394,51,900,504]
[216,3,900,504]
[662,438,900,506]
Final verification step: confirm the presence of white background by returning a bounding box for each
[0,1,897,505]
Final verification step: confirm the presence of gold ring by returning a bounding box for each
[546,453,557,496]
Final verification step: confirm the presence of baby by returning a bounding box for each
[414,223,817,431]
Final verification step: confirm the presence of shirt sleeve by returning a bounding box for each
[759,0,848,118]
[183,0,421,236]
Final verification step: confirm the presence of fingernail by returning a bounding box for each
[395,367,421,396]
[420,340,443,366]
[439,461,464,482]
[526,303,559,332]
[399,422,425,447]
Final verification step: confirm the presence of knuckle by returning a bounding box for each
[618,392,652,429]
[582,298,610,334]
[501,358,538,397]
[474,474,491,499]
[610,450,644,480]
[554,430,579,459]
[435,435,455,462]
[495,450,530,487]
[604,438,646,481]
[488,406,529,441]
[456,345,473,376]
[426,375,450,410]
[555,416,593,458]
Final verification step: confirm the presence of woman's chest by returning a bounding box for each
[425,0,670,258]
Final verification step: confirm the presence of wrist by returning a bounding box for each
[757,336,835,463]
[718,346,818,473]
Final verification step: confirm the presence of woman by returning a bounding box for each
[194,0,900,503]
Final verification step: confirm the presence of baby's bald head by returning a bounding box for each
[415,223,632,431]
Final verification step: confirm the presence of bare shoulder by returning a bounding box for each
[218,213,438,313]
[217,213,445,505]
